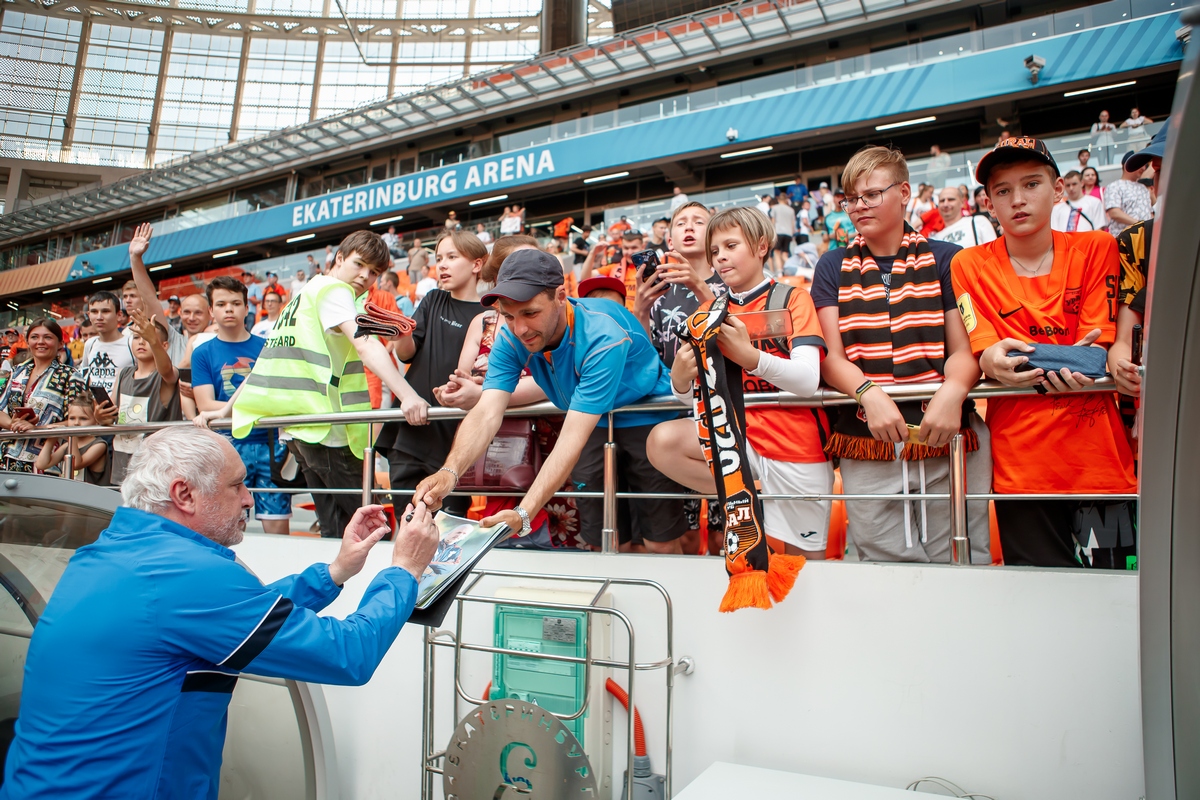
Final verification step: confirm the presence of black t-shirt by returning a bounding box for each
[810,239,961,312]
[649,273,727,366]
[375,289,483,463]
[573,237,589,265]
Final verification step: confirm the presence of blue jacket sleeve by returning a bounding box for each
[158,557,419,687]
[266,563,341,613]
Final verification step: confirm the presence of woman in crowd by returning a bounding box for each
[0,318,88,472]
[908,183,935,229]
[1082,166,1104,202]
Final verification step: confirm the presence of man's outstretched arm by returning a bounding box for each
[412,387,511,510]
[481,409,600,532]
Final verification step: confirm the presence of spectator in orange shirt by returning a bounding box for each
[648,207,832,558]
[951,136,1136,569]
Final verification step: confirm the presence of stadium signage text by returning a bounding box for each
[290,148,557,228]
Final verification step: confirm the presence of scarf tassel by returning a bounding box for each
[718,569,773,612]
[766,552,806,603]
[824,427,980,461]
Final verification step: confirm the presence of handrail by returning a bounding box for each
[0,378,1119,441]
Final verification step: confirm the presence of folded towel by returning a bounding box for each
[354,301,416,338]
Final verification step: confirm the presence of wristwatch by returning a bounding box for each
[515,506,532,537]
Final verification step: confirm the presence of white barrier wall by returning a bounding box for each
[233,536,1143,800]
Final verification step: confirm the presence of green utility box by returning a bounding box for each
[492,604,590,746]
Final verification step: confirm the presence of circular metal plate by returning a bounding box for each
[443,700,597,799]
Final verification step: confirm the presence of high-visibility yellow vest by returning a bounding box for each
[232,275,371,453]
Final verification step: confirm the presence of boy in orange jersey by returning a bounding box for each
[647,207,832,558]
[952,137,1137,569]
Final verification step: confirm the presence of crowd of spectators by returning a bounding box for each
[0,126,1163,569]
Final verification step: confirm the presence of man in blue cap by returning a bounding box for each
[412,248,688,553]
[1108,121,1169,407]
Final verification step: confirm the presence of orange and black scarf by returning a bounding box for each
[828,226,976,461]
[687,296,805,612]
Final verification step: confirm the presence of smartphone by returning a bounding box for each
[89,385,112,408]
[177,367,192,383]
[1130,323,1143,366]
[12,407,36,423]
[631,249,663,282]
[737,309,793,341]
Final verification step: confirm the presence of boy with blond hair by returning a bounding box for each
[813,145,991,564]
[952,137,1136,568]
[648,206,832,557]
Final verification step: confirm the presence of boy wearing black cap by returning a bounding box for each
[951,137,1137,568]
[412,248,688,553]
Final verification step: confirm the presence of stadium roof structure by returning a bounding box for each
[0,0,948,243]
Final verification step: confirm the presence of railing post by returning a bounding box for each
[949,433,970,565]
[362,446,374,507]
[601,412,618,554]
[62,452,74,481]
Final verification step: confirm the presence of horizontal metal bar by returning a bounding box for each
[0,379,1119,441]
[430,637,665,672]
[241,487,1136,502]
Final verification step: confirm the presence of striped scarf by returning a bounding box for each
[827,226,976,461]
[687,296,805,612]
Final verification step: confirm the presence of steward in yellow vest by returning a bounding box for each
[232,231,430,537]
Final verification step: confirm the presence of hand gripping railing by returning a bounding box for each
[0,379,1135,558]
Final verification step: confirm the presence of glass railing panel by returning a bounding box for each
[819,0,867,22]
[741,6,789,39]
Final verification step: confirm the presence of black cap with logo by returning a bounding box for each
[481,249,564,307]
[974,136,1060,186]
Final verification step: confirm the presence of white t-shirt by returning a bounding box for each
[670,192,689,210]
[416,277,438,300]
[499,214,522,235]
[930,215,997,247]
[80,336,135,394]
[1051,196,1106,233]
[770,203,796,236]
[316,284,360,448]
[251,317,277,338]
[477,230,493,244]
[290,278,307,295]
[755,200,770,216]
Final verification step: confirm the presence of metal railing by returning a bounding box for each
[0,378,1137,562]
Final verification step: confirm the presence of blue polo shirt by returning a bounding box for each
[482,297,677,428]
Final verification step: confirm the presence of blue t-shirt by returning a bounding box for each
[786,183,809,204]
[193,334,268,444]
[482,297,678,428]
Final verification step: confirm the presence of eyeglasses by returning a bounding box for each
[840,182,900,212]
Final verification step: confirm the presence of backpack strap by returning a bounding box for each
[766,282,793,355]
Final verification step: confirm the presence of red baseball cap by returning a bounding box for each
[577,276,627,301]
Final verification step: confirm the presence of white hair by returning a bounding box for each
[121,427,230,512]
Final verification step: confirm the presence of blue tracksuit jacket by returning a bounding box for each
[0,506,417,799]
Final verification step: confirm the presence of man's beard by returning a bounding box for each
[204,508,250,547]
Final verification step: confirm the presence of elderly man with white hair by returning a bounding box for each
[1,426,439,800]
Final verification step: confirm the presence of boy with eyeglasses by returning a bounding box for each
[812,145,991,564]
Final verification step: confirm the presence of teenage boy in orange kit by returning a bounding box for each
[951,137,1137,568]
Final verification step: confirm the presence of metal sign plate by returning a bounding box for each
[443,700,598,799]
